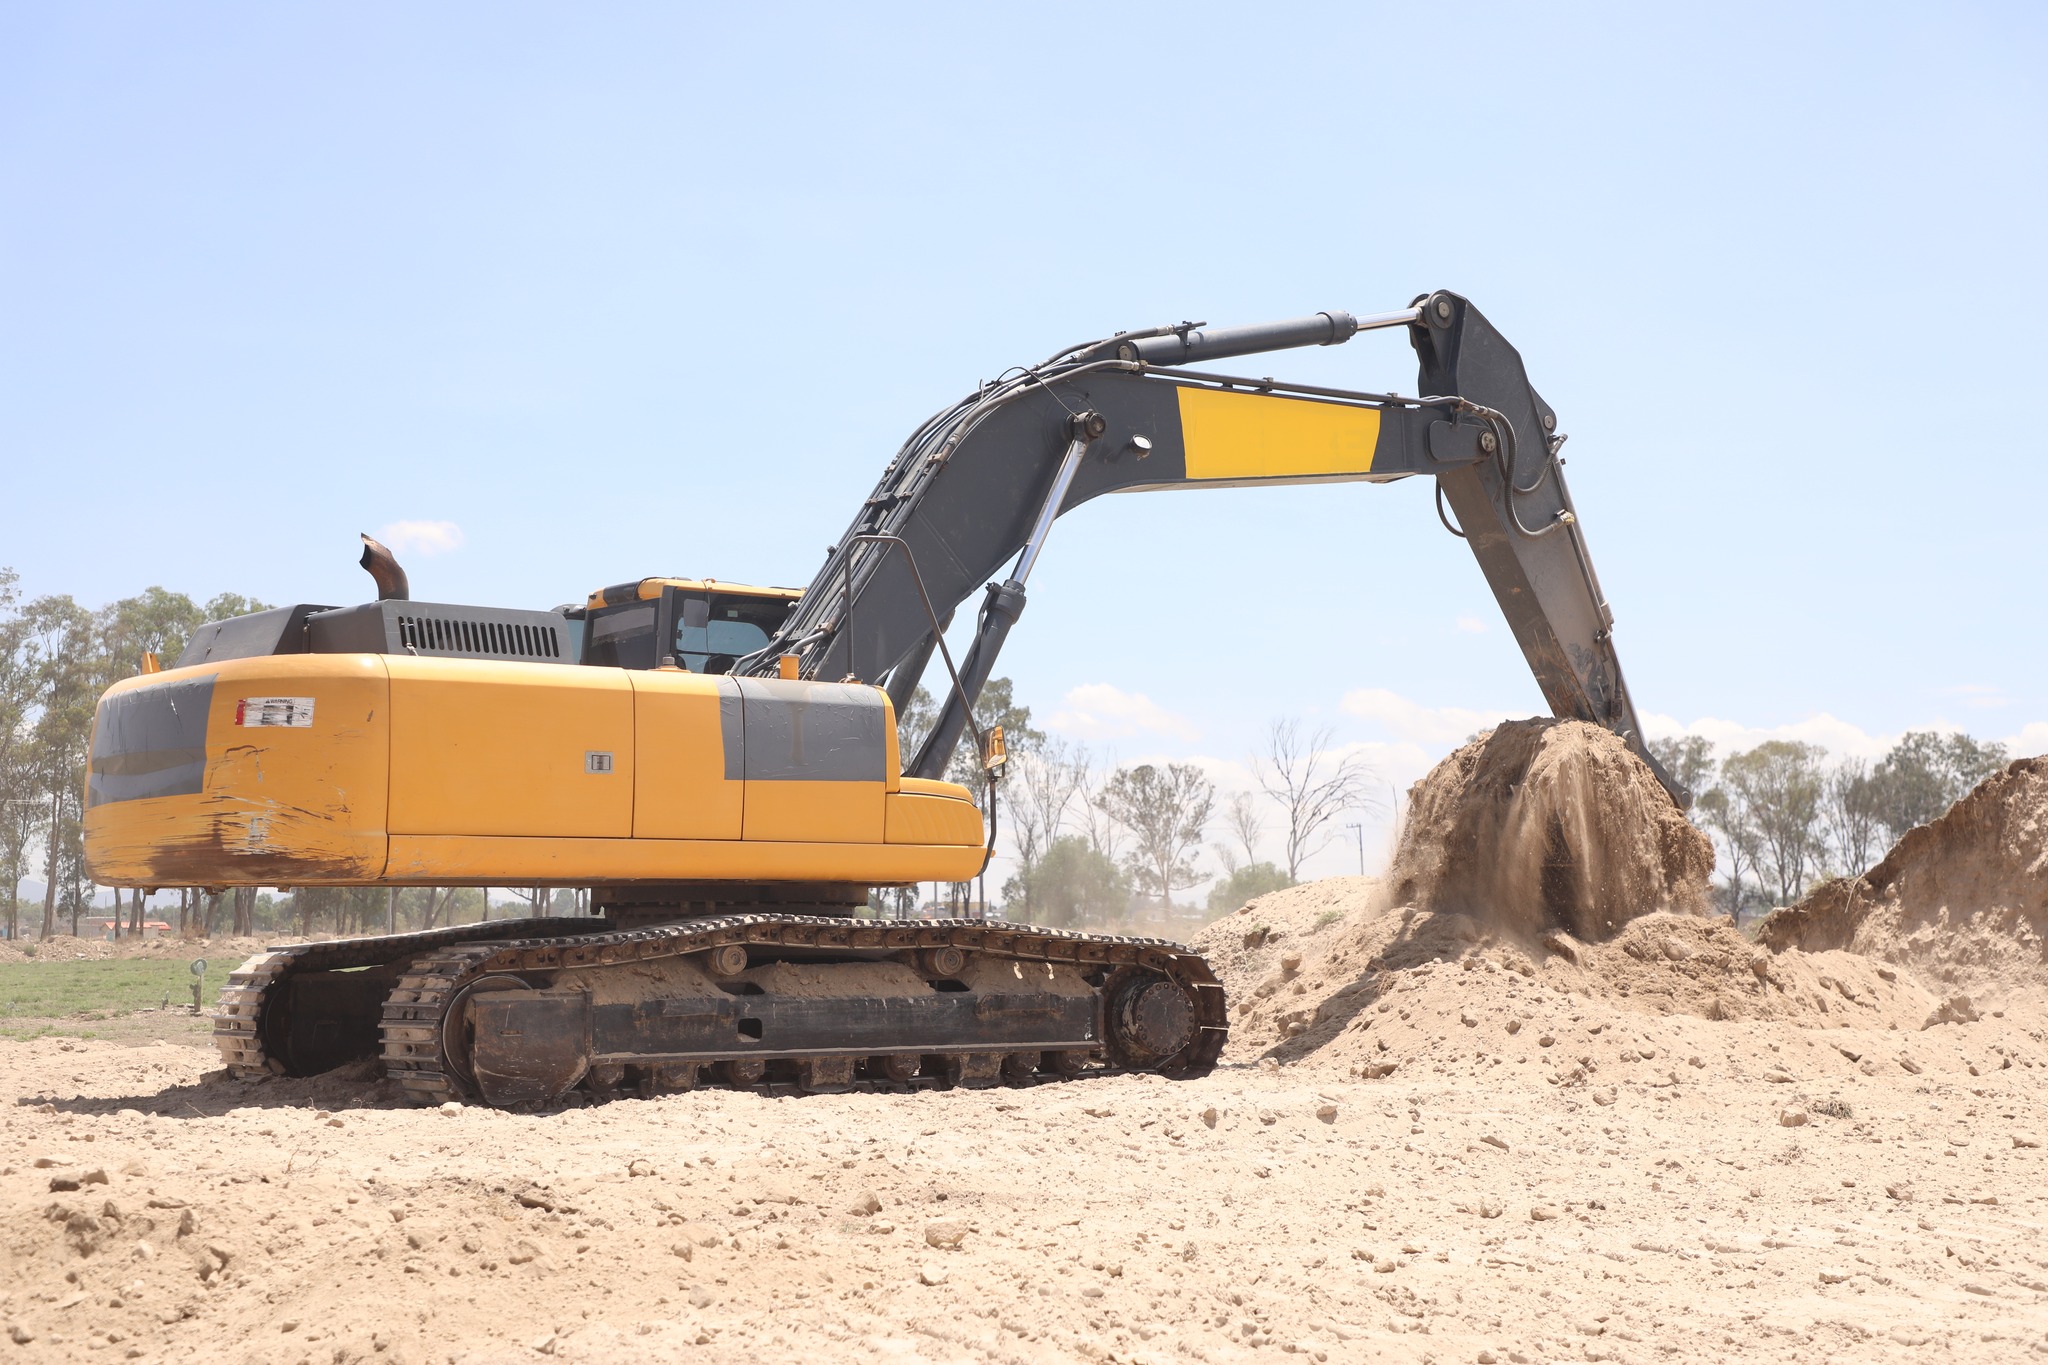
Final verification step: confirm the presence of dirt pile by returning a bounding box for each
[0,933,272,964]
[1386,718,1713,941]
[1194,883,1945,1077]
[1760,756,2048,989]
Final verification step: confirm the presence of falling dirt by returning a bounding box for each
[1386,719,1714,942]
[1760,756,2048,987]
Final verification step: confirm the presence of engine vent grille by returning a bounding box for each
[394,614,563,660]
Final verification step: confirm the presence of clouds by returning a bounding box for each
[376,520,465,557]
[1047,683,1200,742]
[1338,687,1519,747]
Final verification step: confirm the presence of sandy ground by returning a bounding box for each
[4,730,2043,1363]
[2,916,2043,1365]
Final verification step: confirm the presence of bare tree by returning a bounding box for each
[1005,737,1088,902]
[1213,791,1264,874]
[1095,763,1214,908]
[1073,751,1127,864]
[1252,720,1377,881]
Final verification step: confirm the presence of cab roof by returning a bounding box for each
[586,577,806,610]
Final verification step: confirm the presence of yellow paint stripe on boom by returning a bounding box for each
[1176,386,1380,481]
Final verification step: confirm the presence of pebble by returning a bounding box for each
[1200,1107,1219,1129]
[918,1263,950,1287]
[1764,1071,1793,1084]
[850,1191,882,1215]
[2015,1134,2041,1150]
[1779,1108,1809,1128]
[1818,1268,1850,1284]
[627,1160,655,1178]
[923,1220,970,1250]
[1480,1135,1509,1151]
[438,1102,461,1117]
[688,1286,714,1308]
[1529,1206,1559,1221]
[1315,1104,1338,1124]
[1538,1035,1556,1048]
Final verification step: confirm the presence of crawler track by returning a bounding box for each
[212,918,604,1079]
[217,916,1225,1108]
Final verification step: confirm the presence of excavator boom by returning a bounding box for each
[763,291,1686,807]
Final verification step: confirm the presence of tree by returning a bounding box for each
[1095,763,1213,908]
[1252,720,1377,880]
[1819,757,1884,876]
[895,687,937,768]
[1648,735,1717,807]
[20,597,98,938]
[1003,736,1088,919]
[98,587,206,681]
[1720,741,1825,905]
[1215,791,1264,874]
[1694,785,1762,915]
[1870,730,2009,842]
[944,676,1044,804]
[1004,835,1128,929]
[1206,861,1292,915]
[0,571,44,941]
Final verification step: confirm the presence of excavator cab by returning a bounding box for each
[578,579,802,673]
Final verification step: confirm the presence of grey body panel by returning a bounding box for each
[731,678,888,783]
[87,675,215,807]
[176,605,329,669]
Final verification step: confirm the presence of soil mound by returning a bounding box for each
[1387,718,1712,940]
[1759,756,2048,988]
[1194,881,1938,1074]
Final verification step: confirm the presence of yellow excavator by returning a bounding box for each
[84,291,1684,1108]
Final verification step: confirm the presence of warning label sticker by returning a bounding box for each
[234,697,315,728]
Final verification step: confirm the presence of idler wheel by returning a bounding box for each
[1103,970,1197,1069]
[704,944,749,978]
[869,1054,919,1084]
[1002,1051,1040,1081]
[1043,1049,1088,1077]
[439,975,539,1093]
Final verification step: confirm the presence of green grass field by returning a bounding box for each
[0,957,210,1023]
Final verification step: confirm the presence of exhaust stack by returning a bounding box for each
[358,534,410,602]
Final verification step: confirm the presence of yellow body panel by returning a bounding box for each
[387,658,634,838]
[1176,386,1380,481]
[84,655,392,884]
[83,655,983,888]
[627,670,742,840]
[384,834,979,884]
[744,780,883,845]
[886,789,984,846]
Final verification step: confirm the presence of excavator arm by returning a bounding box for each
[753,291,1689,808]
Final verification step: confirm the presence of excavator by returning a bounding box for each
[83,291,1686,1108]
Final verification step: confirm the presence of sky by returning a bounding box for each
[4,4,2045,890]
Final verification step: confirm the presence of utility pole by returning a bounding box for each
[1345,822,1365,876]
